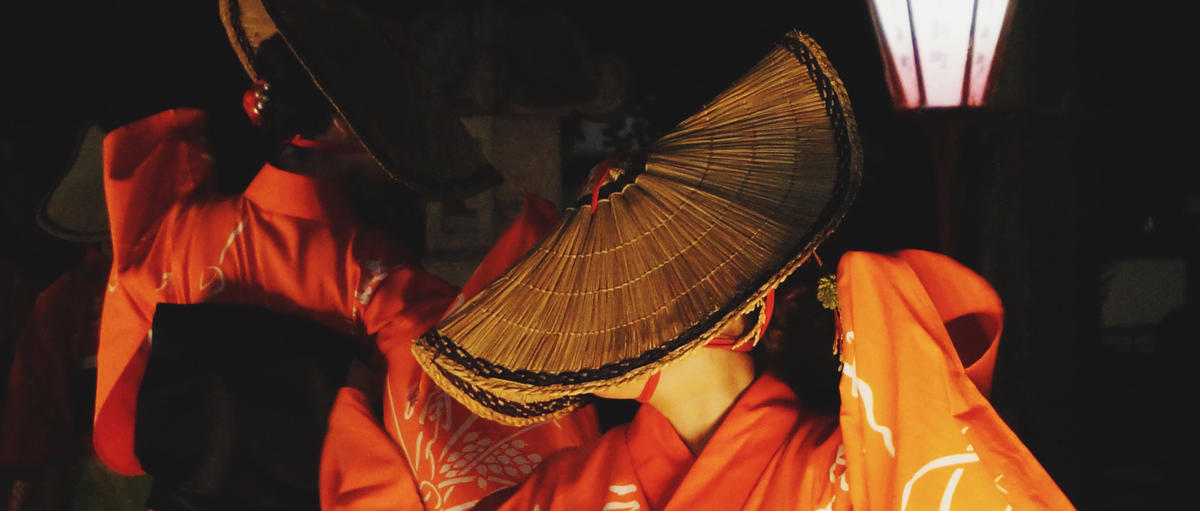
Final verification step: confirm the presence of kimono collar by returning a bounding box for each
[624,371,804,510]
[625,403,695,508]
[243,164,352,223]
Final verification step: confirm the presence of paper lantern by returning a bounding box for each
[868,0,1014,108]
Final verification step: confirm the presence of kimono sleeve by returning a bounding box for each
[834,250,1075,510]
[95,108,215,475]
[103,108,215,273]
[472,443,618,511]
[356,246,459,356]
[94,273,154,475]
[320,387,424,510]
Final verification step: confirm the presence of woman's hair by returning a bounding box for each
[755,263,842,415]
[251,35,336,144]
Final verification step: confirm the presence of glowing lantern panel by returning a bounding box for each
[871,0,922,108]
[968,0,1011,105]
[868,0,1013,108]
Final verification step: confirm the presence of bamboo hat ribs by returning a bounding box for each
[414,31,863,426]
[219,0,501,200]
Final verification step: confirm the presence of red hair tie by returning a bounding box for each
[636,372,661,403]
[242,80,269,127]
[287,135,366,155]
[588,149,647,215]
[705,289,776,352]
[589,154,622,215]
[243,80,364,155]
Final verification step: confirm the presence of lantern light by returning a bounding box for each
[868,0,1014,109]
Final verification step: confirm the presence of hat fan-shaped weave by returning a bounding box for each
[414,31,862,426]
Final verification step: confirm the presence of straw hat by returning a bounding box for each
[36,124,109,243]
[219,0,501,200]
[413,31,862,426]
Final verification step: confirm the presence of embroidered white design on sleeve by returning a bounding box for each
[602,484,642,510]
[156,272,172,292]
[938,468,966,511]
[993,474,1009,495]
[218,221,244,265]
[841,356,895,456]
[815,495,836,511]
[355,259,391,306]
[200,220,245,299]
[200,266,225,297]
[385,378,553,511]
[829,444,849,491]
[609,485,637,496]
[900,452,981,511]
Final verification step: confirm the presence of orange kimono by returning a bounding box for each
[320,195,600,511]
[98,109,598,509]
[475,250,1075,510]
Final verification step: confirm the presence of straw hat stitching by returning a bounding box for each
[465,229,776,337]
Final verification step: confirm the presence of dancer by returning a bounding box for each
[95,1,598,508]
[414,31,1075,510]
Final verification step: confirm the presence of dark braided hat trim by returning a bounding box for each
[433,362,588,418]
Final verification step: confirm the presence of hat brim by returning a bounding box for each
[415,31,863,426]
[419,355,590,426]
[225,0,502,200]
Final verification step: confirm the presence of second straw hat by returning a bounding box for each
[36,124,110,243]
[415,31,862,425]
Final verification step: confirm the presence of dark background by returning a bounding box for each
[2,1,1194,509]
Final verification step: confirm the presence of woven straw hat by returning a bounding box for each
[414,31,862,426]
[36,124,109,243]
[219,0,501,200]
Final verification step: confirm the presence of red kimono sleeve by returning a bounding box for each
[472,440,624,511]
[103,108,214,274]
[95,108,216,475]
[361,261,459,357]
[835,249,1075,510]
[320,388,424,510]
